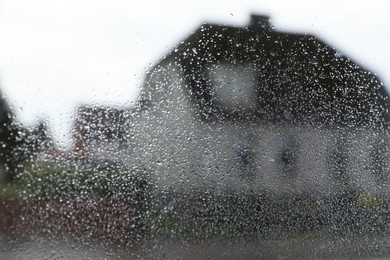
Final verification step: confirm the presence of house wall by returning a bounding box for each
[130,60,200,189]
[192,123,390,197]
[131,61,390,198]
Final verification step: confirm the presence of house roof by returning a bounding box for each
[158,15,390,129]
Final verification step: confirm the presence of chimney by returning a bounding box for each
[249,14,271,31]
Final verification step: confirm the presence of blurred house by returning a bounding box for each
[132,15,390,198]
[73,106,132,165]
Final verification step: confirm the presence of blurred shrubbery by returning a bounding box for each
[0,162,153,242]
[15,162,152,200]
[3,160,390,241]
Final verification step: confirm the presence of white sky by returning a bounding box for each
[0,0,389,149]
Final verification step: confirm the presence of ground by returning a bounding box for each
[2,232,390,259]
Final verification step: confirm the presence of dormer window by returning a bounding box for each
[207,63,258,111]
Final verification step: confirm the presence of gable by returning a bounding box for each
[156,16,390,129]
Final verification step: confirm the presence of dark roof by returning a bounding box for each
[157,15,390,129]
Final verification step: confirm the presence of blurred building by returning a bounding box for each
[131,15,390,198]
[73,106,132,165]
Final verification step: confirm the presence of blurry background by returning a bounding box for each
[0,0,389,149]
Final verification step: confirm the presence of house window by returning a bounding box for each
[234,135,253,175]
[370,137,387,182]
[328,136,348,182]
[207,63,258,111]
[278,135,297,178]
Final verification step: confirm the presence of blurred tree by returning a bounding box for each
[0,91,20,182]
[0,91,49,182]
[25,120,52,159]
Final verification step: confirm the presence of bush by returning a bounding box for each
[17,162,152,200]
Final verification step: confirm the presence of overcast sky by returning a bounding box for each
[0,0,389,149]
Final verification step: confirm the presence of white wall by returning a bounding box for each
[130,61,390,198]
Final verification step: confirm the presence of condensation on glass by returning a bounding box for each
[1,14,390,259]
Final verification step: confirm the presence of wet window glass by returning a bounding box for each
[1,2,390,259]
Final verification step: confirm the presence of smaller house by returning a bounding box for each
[72,105,132,165]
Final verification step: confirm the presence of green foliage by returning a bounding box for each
[16,162,152,200]
[0,92,20,182]
[147,192,323,240]
[146,190,390,240]
[0,182,24,199]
